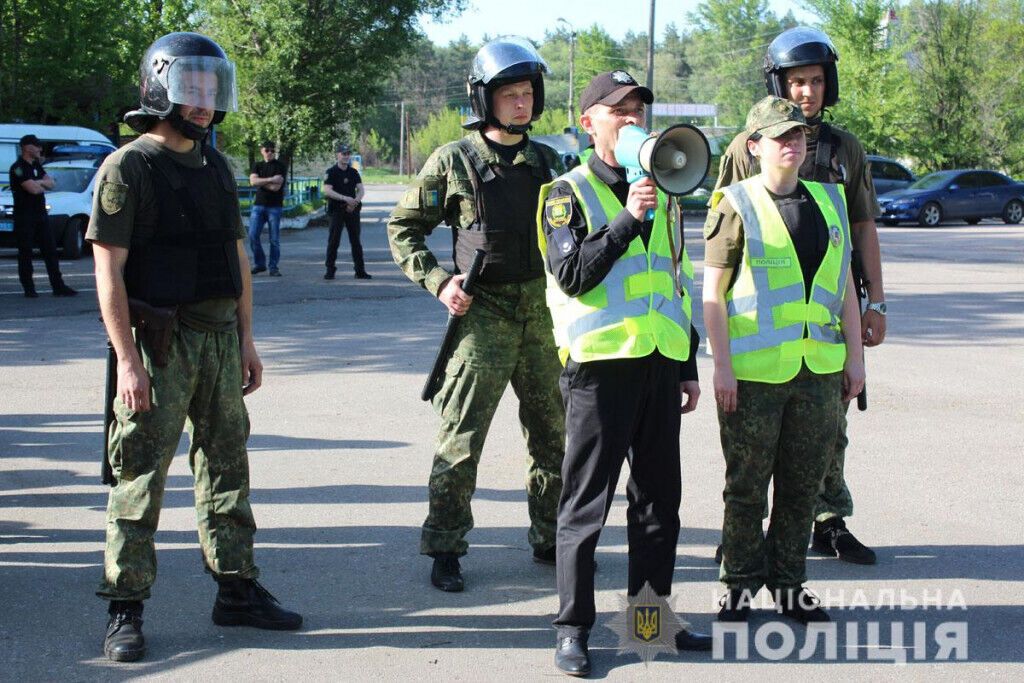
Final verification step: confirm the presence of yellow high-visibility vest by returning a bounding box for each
[712,177,851,382]
[537,164,693,365]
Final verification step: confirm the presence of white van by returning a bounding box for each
[0,124,116,258]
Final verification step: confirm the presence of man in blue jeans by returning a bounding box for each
[248,141,287,276]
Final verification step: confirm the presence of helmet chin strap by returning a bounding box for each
[168,109,210,141]
[487,115,531,135]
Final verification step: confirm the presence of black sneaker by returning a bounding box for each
[430,553,464,592]
[812,517,877,565]
[269,269,282,277]
[324,270,336,280]
[212,578,302,630]
[775,587,830,624]
[251,266,267,275]
[104,600,145,662]
[53,284,78,297]
[717,588,753,622]
[354,272,373,280]
[24,288,39,298]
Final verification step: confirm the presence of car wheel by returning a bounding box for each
[62,216,86,259]
[918,202,942,227]
[965,217,981,225]
[1002,199,1024,225]
[882,219,899,227]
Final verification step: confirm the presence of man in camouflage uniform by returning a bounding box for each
[90,33,300,663]
[711,27,886,565]
[387,37,565,592]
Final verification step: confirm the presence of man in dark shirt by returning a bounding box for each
[8,134,76,297]
[323,143,370,279]
[247,141,287,276]
[539,71,710,675]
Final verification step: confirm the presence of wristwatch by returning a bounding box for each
[866,302,887,315]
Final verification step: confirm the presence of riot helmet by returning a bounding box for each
[763,27,839,109]
[465,36,548,134]
[124,32,238,139]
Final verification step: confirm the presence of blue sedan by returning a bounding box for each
[877,169,1024,227]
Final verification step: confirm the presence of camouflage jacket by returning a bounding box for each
[387,131,563,296]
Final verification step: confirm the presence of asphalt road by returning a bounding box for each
[1,185,1022,680]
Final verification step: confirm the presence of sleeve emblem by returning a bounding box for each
[545,195,572,228]
[99,181,129,215]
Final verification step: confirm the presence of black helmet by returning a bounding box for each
[763,27,839,109]
[465,36,548,134]
[125,32,238,137]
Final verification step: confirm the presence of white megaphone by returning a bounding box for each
[615,123,712,219]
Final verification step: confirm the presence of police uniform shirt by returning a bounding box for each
[714,123,880,224]
[8,158,47,216]
[86,136,246,332]
[542,151,699,381]
[324,164,362,210]
[252,158,288,207]
[704,183,828,299]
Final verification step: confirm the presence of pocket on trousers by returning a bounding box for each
[434,354,467,422]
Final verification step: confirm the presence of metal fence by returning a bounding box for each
[235,176,321,211]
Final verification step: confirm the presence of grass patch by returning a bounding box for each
[360,167,415,185]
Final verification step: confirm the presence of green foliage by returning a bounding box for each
[409,107,464,168]
[531,108,573,135]
[363,129,394,165]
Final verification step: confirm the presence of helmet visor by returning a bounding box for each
[166,55,238,112]
[470,36,549,84]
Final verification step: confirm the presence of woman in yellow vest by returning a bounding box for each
[702,96,865,624]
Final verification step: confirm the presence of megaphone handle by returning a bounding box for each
[644,208,655,221]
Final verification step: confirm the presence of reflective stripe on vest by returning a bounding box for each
[537,164,693,364]
[719,177,850,382]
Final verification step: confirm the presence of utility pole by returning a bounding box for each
[646,0,655,130]
[398,101,405,176]
[558,18,576,130]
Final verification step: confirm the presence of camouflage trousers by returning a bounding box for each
[97,323,258,602]
[814,399,855,520]
[718,366,842,593]
[421,278,565,557]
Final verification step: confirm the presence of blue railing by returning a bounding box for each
[236,176,321,211]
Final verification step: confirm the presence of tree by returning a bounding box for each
[204,0,466,161]
[685,0,795,126]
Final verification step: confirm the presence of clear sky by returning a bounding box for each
[420,0,818,46]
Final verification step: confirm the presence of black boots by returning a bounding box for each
[430,553,465,592]
[212,578,303,630]
[104,600,145,662]
[812,517,877,564]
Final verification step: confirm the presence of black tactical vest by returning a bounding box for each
[800,123,846,184]
[451,137,549,284]
[124,144,243,307]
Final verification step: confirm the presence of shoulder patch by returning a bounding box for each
[13,165,24,178]
[545,195,573,228]
[703,210,724,240]
[99,181,129,215]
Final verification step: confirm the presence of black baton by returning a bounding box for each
[421,249,487,402]
[102,340,117,486]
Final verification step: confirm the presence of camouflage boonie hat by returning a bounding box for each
[745,96,809,140]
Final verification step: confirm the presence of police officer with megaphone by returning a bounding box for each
[537,70,712,676]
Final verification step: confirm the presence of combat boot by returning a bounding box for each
[774,587,830,624]
[812,517,877,565]
[212,578,303,630]
[430,553,464,592]
[717,588,753,622]
[104,600,145,662]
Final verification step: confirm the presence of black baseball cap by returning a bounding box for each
[579,70,653,114]
[334,142,352,154]
[260,140,276,150]
[19,134,42,147]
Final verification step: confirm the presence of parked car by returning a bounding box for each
[867,154,915,195]
[0,148,108,258]
[877,169,1024,227]
[1,123,115,187]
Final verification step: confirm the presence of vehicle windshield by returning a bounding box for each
[44,166,97,193]
[909,172,953,190]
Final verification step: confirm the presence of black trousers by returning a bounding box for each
[14,212,63,293]
[325,208,365,275]
[554,352,683,635]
